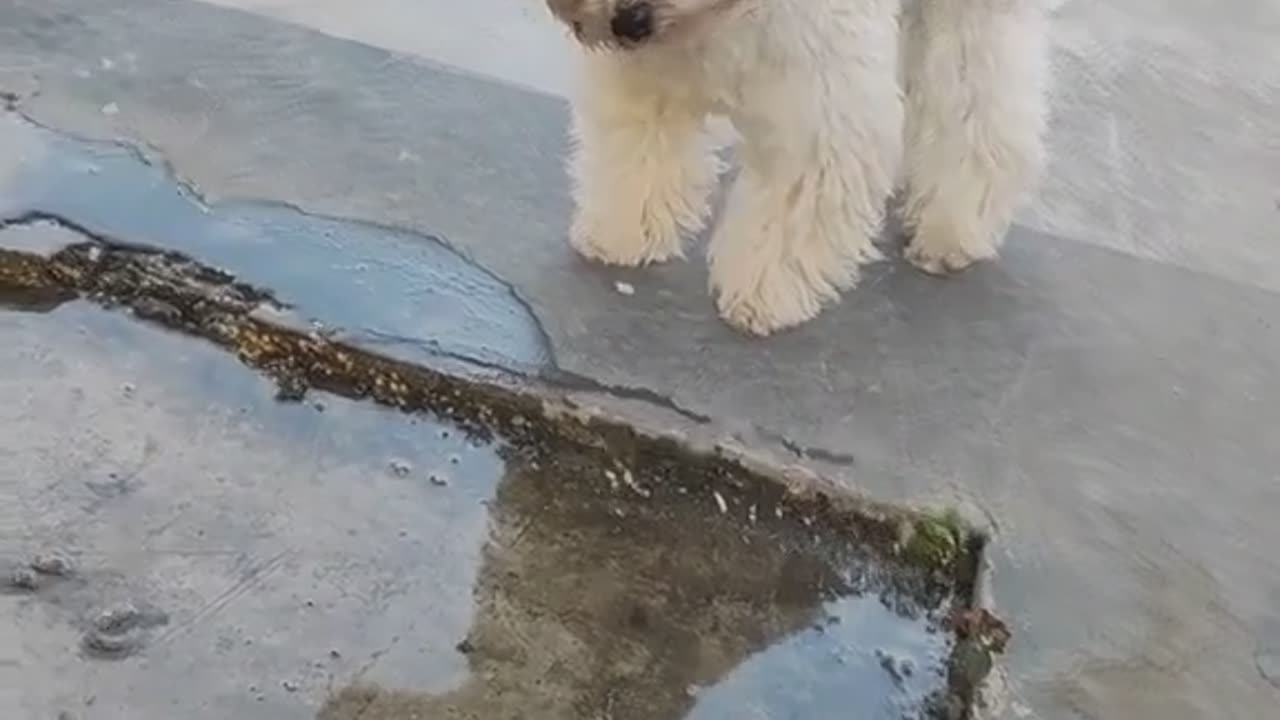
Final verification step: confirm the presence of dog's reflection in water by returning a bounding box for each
[317,448,928,719]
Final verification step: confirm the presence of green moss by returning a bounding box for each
[903,509,965,571]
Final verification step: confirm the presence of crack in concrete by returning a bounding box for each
[0,210,281,305]
[2,207,711,427]
[540,367,714,425]
[755,426,857,468]
[353,328,713,425]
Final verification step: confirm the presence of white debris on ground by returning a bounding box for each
[712,491,728,514]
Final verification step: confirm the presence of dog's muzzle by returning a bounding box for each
[611,2,655,43]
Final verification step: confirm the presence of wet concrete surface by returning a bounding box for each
[0,215,991,719]
[2,0,1280,718]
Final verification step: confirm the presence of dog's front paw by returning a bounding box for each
[904,226,997,276]
[709,207,873,336]
[711,262,847,337]
[570,209,686,267]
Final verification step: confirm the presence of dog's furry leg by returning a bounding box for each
[568,52,717,266]
[709,2,901,336]
[900,0,1049,275]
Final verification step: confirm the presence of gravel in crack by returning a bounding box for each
[82,601,171,660]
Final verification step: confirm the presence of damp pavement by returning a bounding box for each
[1,0,1279,718]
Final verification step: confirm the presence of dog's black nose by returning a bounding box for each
[611,2,654,43]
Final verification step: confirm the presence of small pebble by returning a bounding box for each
[31,552,75,577]
[94,604,140,633]
[388,459,412,477]
[83,629,139,656]
[282,680,299,693]
[9,567,39,590]
[875,648,911,685]
[101,102,119,116]
[621,469,651,498]
[429,474,449,487]
[329,649,342,659]
[614,281,635,296]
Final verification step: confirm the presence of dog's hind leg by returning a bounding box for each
[709,1,902,335]
[567,52,718,266]
[900,0,1048,275]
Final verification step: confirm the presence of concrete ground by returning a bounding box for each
[2,0,1279,718]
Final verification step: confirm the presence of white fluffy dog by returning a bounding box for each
[545,0,1048,335]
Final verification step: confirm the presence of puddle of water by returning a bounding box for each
[316,434,956,720]
[0,112,551,374]
[1,259,972,719]
[686,594,947,719]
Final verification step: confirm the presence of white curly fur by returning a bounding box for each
[547,0,1049,335]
